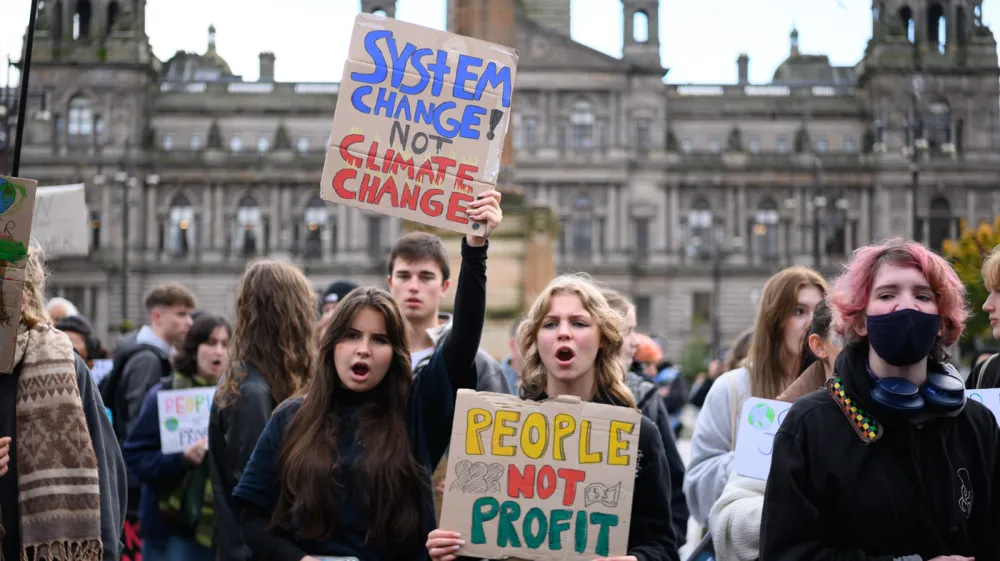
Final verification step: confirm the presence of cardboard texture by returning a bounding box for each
[0,176,38,373]
[440,390,641,561]
[33,184,89,258]
[320,13,518,236]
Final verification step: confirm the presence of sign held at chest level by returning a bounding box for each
[440,390,641,561]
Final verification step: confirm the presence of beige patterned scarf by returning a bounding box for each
[3,321,102,561]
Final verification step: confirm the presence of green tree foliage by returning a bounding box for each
[942,217,1000,344]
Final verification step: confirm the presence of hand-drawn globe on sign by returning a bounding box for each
[748,403,776,431]
[0,178,16,214]
[164,417,179,432]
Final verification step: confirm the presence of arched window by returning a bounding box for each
[371,8,387,17]
[688,197,713,256]
[236,196,261,256]
[928,196,952,252]
[900,6,915,43]
[633,10,649,43]
[754,198,780,260]
[73,0,91,40]
[570,100,594,151]
[168,195,194,257]
[304,197,327,259]
[106,1,119,36]
[572,194,592,260]
[928,3,946,53]
[956,6,967,43]
[67,96,93,146]
[925,100,950,150]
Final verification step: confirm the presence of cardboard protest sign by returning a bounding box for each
[156,387,216,454]
[732,397,793,481]
[440,390,641,561]
[32,183,89,258]
[320,13,518,236]
[967,389,1000,425]
[0,176,38,373]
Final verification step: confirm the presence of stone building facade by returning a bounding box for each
[13,0,1000,358]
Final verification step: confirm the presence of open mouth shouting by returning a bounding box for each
[555,346,576,367]
[351,361,371,382]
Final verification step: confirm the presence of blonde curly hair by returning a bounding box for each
[517,274,636,408]
[20,246,51,327]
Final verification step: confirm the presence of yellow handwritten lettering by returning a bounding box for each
[608,420,636,466]
[520,412,549,459]
[491,410,520,456]
[552,413,576,461]
[466,408,492,455]
[579,420,603,464]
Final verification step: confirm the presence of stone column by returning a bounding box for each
[213,184,225,249]
[668,184,679,253]
[655,188,667,253]
[144,183,157,250]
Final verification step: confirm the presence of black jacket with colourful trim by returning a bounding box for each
[760,342,1000,561]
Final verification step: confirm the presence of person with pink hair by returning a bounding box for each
[760,238,1000,561]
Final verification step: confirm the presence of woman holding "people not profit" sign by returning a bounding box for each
[427,275,679,561]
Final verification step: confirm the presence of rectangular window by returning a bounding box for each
[692,291,712,328]
[635,217,650,259]
[635,296,652,331]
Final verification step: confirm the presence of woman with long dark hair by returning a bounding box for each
[123,314,231,561]
[208,259,319,561]
[232,192,501,560]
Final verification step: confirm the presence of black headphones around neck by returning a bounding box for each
[866,363,966,413]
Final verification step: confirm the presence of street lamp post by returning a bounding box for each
[708,215,743,359]
[93,139,157,332]
[811,160,822,269]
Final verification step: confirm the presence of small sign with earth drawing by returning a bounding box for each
[156,387,216,454]
[732,398,793,481]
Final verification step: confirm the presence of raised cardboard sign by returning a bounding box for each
[33,183,89,258]
[0,176,38,373]
[732,397,793,481]
[320,13,518,236]
[440,390,640,561]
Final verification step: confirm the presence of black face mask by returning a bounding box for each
[866,309,941,367]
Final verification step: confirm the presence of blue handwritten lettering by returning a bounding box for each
[351,30,391,84]
[346,28,513,140]
[352,85,373,114]
[453,54,483,101]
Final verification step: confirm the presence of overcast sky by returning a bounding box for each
[1,0,998,87]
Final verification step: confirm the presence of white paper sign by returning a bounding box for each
[732,397,793,481]
[156,387,216,454]
[967,389,1000,424]
[32,184,89,258]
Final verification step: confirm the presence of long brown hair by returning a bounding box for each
[271,287,426,553]
[518,275,636,408]
[215,260,317,408]
[746,266,828,399]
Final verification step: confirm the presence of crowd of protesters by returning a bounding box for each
[3,180,1000,561]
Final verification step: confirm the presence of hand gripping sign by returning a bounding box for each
[1,175,38,373]
[440,390,641,561]
[320,13,518,236]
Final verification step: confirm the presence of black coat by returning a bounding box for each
[760,343,1000,561]
[208,364,276,561]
